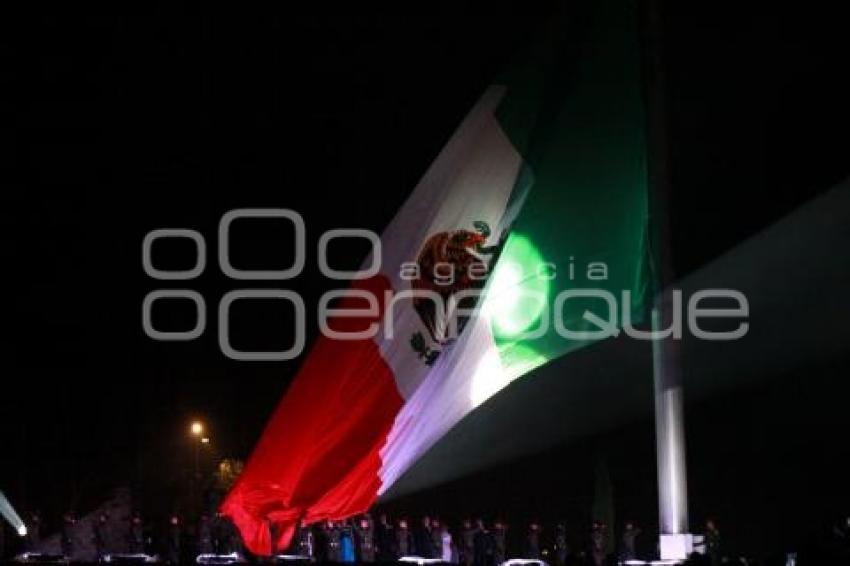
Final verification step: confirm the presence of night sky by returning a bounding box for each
[2,0,849,551]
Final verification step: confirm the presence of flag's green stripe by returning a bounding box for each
[490,0,651,373]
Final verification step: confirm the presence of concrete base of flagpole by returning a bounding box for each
[658,533,694,561]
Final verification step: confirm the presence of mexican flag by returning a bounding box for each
[222,0,650,555]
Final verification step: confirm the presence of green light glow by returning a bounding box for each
[469,342,547,408]
[484,233,550,339]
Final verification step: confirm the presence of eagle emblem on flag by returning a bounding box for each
[409,221,501,365]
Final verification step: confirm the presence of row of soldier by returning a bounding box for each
[289,514,645,565]
[21,510,244,563]
[17,509,649,564]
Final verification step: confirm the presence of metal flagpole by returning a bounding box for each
[640,0,694,559]
[652,299,692,558]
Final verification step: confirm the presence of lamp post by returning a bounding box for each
[189,421,205,518]
[190,421,204,478]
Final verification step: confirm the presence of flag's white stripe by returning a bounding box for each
[378,313,505,494]
[373,84,529,492]
[372,85,523,400]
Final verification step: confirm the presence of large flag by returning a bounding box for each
[222,0,649,555]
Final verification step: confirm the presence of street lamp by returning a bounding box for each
[188,420,208,519]
[189,421,206,476]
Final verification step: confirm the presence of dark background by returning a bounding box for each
[2,1,849,559]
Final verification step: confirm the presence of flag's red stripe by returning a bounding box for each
[221,276,402,556]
